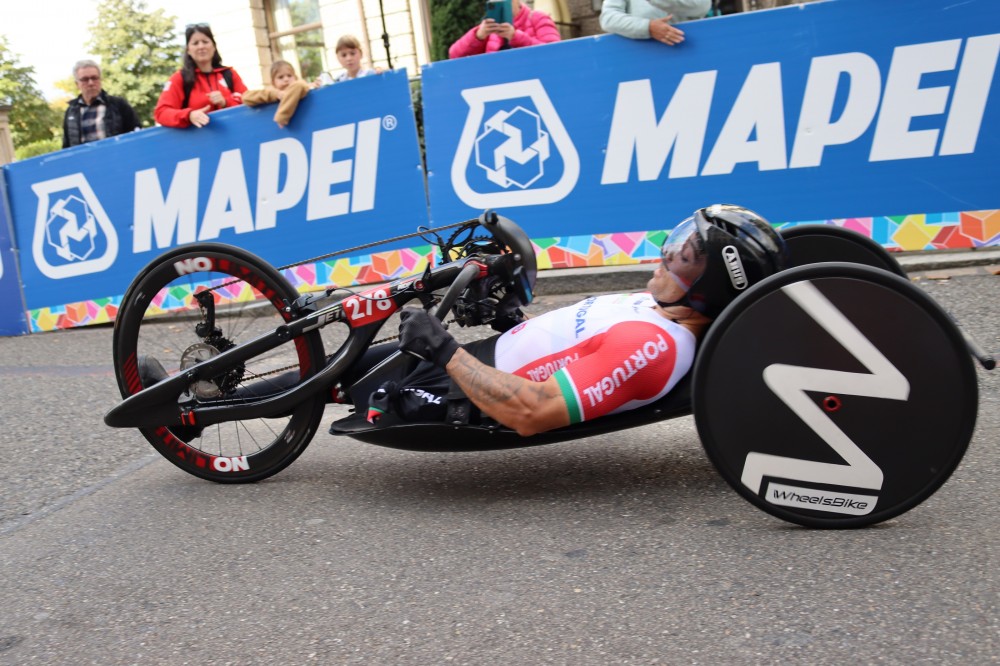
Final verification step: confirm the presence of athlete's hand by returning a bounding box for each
[399,309,460,368]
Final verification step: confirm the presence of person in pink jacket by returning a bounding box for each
[448,0,561,58]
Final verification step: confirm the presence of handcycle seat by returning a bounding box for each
[329,373,694,451]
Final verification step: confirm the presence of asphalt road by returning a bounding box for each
[0,267,997,665]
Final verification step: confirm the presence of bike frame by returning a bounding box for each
[105,214,536,432]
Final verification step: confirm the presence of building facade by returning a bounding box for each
[203,0,817,87]
[202,0,433,88]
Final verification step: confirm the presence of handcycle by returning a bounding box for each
[105,211,995,528]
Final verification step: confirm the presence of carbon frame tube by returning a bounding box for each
[105,260,472,429]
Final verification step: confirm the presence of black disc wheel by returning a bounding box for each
[780,224,907,277]
[693,263,978,528]
[112,243,327,483]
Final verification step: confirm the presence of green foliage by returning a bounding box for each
[87,0,183,127]
[289,27,324,81]
[269,0,324,81]
[289,1,324,80]
[0,36,61,148]
[430,0,486,61]
[53,77,79,101]
[15,138,61,161]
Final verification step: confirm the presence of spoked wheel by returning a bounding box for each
[693,263,978,528]
[112,243,327,483]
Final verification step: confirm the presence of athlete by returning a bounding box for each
[139,203,785,442]
[393,204,787,436]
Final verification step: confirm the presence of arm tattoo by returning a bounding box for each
[447,349,563,430]
[452,352,527,402]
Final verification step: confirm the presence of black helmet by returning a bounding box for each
[658,204,787,318]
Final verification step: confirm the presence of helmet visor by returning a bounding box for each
[660,217,707,292]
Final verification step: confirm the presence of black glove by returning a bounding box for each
[398,309,461,368]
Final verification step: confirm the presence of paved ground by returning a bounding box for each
[0,258,997,664]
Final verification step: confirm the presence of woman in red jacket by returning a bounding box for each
[449,0,561,58]
[154,24,248,129]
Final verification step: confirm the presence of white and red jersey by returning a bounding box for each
[494,293,697,424]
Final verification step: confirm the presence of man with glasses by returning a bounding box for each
[62,60,141,148]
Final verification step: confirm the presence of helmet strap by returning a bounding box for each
[654,295,691,309]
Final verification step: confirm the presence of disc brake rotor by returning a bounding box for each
[180,341,244,398]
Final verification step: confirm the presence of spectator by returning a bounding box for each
[243,60,313,128]
[154,23,247,129]
[325,35,381,83]
[448,0,561,59]
[62,60,141,148]
[600,0,711,45]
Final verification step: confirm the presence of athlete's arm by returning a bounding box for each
[445,348,569,437]
[399,308,567,435]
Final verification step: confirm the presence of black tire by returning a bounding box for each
[112,243,327,483]
[780,224,907,277]
[693,263,978,528]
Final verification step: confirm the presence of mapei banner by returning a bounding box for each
[3,70,427,330]
[422,0,1000,262]
[0,175,28,336]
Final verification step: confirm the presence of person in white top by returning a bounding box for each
[600,0,711,45]
[397,205,788,436]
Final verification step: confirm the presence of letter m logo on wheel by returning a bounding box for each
[742,281,910,516]
[30,173,118,279]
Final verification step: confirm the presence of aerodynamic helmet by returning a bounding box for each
[657,204,787,319]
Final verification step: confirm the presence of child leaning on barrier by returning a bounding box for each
[242,60,313,128]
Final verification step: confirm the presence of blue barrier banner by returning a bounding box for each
[3,69,427,329]
[0,173,29,335]
[422,0,1000,248]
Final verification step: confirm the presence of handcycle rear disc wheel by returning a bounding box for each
[112,243,327,483]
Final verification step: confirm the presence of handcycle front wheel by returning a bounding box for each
[112,243,328,483]
[693,262,978,528]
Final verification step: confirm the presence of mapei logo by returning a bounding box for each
[476,106,550,189]
[452,79,579,208]
[30,174,118,279]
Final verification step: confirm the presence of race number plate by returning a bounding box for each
[342,286,397,327]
